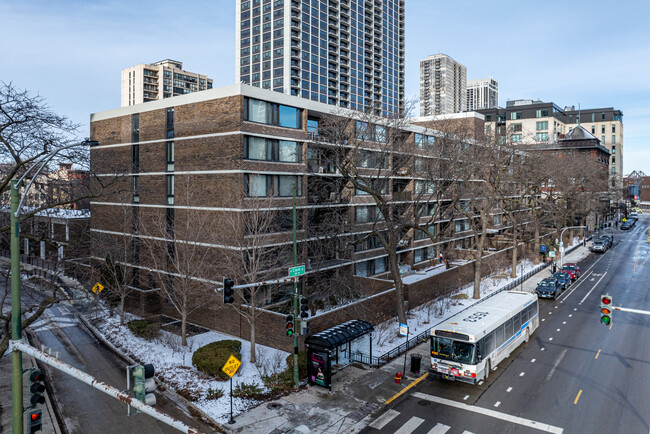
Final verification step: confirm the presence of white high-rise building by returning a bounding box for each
[121,60,212,107]
[236,0,406,116]
[419,54,467,116]
[467,77,498,111]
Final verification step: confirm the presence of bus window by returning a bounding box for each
[431,337,476,364]
[495,325,504,347]
[521,306,529,323]
[513,312,521,332]
[485,331,495,354]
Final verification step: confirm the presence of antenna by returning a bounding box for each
[578,103,581,127]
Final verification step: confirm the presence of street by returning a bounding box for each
[363,217,650,433]
[0,275,214,434]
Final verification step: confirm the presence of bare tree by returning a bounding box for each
[219,196,293,363]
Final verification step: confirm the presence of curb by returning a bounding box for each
[76,312,223,433]
[384,372,429,405]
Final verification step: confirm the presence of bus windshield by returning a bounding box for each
[431,336,476,364]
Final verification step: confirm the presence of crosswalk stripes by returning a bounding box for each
[394,417,424,434]
[426,423,451,434]
[31,316,78,332]
[368,409,400,430]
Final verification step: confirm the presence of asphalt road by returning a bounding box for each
[6,278,215,434]
[363,216,650,434]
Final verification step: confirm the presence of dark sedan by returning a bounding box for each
[552,272,572,289]
[536,278,563,299]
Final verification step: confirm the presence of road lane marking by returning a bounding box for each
[549,337,553,341]
[463,395,469,400]
[574,390,582,405]
[531,359,536,363]
[569,314,573,317]
[520,372,525,377]
[609,323,613,330]
[542,319,545,322]
[563,321,566,324]
[394,416,424,434]
[411,392,564,433]
[541,348,546,351]
[427,423,451,434]
[557,329,561,332]
[579,272,608,305]
[595,349,601,360]
[369,409,400,429]
[546,349,568,382]
[558,271,593,302]
[507,387,512,392]
[494,401,501,407]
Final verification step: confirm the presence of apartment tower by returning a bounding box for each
[419,54,467,116]
[235,0,405,116]
[121,60,213,107]
[466,77,498,111]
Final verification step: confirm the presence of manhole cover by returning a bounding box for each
[267,403,282,409]
[417,400,431,406]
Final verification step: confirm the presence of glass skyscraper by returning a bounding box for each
[236,0,405,116]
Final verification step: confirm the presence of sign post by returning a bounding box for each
[399,323,409,377]
[222,354,241,425]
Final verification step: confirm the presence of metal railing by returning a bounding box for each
[1,250,75,299]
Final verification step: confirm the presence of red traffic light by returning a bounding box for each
[29,371,45,382]
[31,412,41,422]
[601,295,612,305]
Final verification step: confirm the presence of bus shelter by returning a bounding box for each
[305,319,373,392]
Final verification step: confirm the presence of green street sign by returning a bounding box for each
[289,265,305,277]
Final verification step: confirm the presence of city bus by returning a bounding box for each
[430,290,539,384]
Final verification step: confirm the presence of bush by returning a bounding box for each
[127,319,160,340]
[192,340,242,381]
[232,381,264,399]
[285,351,308,380]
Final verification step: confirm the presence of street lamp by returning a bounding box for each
[559,225,587,269]
[9,139,97,434]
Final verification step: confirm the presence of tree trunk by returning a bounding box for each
[472,214,487,299]
[119,296,125,326]
[181,301,188,346]
[387,248,406,324]
[249,304,256,363]
[511,222,518,278]
[533,223,540,265]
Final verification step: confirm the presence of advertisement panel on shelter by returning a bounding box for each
[309,352,328,387]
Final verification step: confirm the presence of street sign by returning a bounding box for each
[221,355,241,378]
[549,251,556,258]
[399,323,408,337]
[559,246,564,253]
[288,265,305,277]
[540,245,547,253]
[622,218,627,222]
[92,282,104,294]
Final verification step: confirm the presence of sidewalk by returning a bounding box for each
[229,244,592,434]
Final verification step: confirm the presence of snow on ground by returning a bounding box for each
[88,309,289,424]
[401,263,449,284]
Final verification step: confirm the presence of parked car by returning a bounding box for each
[591,240,607,253]
[536,278,563,299]
[551,272,572,289]
[561,263,581,280]
[621,221,632,230]
[600,235,613,248]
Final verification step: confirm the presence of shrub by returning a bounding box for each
[127,319,160,340]
[232,381,264,399]
[192,340,242,381]
[285,351,308,379]
[205,387,223,400]
[451,293,468,300]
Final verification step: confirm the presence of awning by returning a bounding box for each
[305,319,373,351]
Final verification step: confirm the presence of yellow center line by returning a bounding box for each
[595,349,601,359]
[574,389,582,405]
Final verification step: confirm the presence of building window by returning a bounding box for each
[166,141,174,171]
[244,174,302,197]
[510,111,522,120]
[493,214,502,225]
[244,97,302,128]
[132,144,140,173]
[592,113,596,122]
[355,206,383,223]
[535,132,549,142]
[511,123,522,132]
[602,135,606,144]
[414,246,435,264]
[591,126,595,134]
[166,175,174,205]
[612,157,615,164]
[414,180,436,195]
[536,109,548,118]
[414,133,435,149]
[166,107,174,139]
[612,135,616,144]
[511,134,522,143]
[602,125,605,134]
[355,257,388,277]
[455,219,470,233]
[612,146,616,154]
[131,113,139,143]
[244,136,301,163]
[612,167,616,174]
[414,225,436,240]
[612,124,616,133]
[132,176,139,203]
[536,121,548,130]
[356,121,387,143]
[602,113,606,121]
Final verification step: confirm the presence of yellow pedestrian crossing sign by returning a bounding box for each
[92,282,105,294]
[222,354,241,378]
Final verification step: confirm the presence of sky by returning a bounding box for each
[2,0,649,174]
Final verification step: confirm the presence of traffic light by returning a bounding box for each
[223,277,235,304]
[300,297,309,319]
[29,369,46,406]
[28,409,42,433]
[133,364,157,406]
[600,294,613,325]
[285,314,294,336]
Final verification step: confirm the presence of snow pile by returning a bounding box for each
[89,310,288,424]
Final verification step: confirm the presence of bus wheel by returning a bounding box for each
[525,329,530,343]
[484,360,491,380]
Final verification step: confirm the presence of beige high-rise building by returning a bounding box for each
[121,59,213,107]
[419,54,467,116]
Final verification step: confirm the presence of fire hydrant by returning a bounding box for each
[395,372,403,384]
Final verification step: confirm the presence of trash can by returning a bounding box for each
[410,354,422,374]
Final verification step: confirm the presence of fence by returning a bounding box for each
[1,250,76,299]
[351,240,584,367]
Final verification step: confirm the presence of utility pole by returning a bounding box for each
[10,180,23,434]
[292,184,299,388]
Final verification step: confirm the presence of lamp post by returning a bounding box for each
[10,140,97,433]
[559,225,587,269]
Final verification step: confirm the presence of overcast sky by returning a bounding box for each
[2,0,649,174]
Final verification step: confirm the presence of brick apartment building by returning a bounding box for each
[89,84,527,348]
